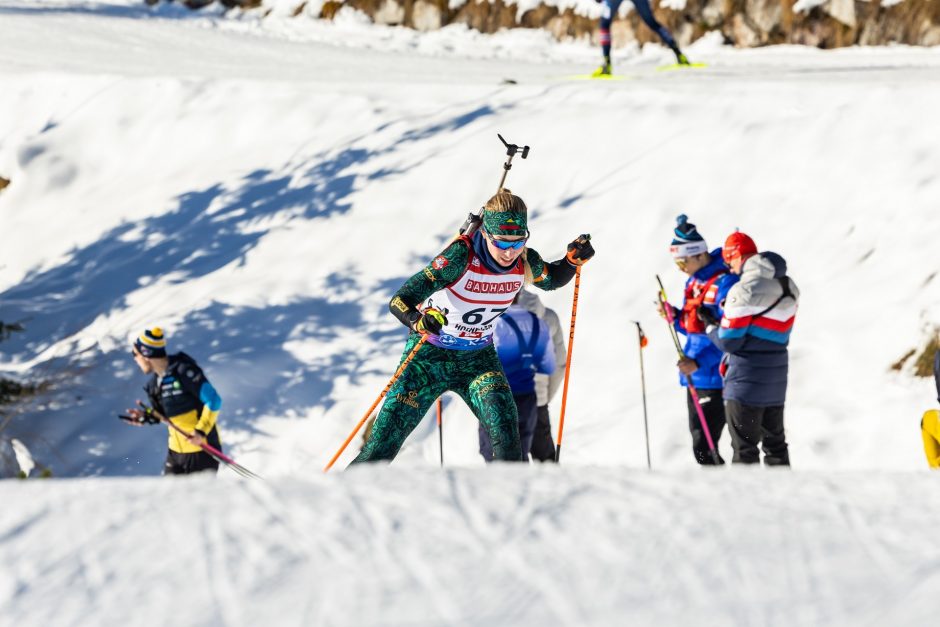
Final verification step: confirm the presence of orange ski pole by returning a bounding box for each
[555,264,583,463]
[324,335,429,472]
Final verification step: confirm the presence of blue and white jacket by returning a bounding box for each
[708,252,800,407]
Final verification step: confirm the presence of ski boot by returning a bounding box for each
[675,51,690,66]
[591,62,612,77]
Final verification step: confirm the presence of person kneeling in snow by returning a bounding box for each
[123,327,224,475]
[352,190,593,464]
[704,231,799,466]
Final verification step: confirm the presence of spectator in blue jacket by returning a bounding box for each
[479,293,556,462]
[705,231,800,466]
[516,289,567,463]
[593,0,689,76]
[661,215,738,465]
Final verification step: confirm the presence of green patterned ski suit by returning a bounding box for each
[352,234,578,463]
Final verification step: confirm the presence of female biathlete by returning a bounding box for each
[352,190,594,463]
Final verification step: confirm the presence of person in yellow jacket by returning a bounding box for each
[123,327,224,475]
[922,349,940,468]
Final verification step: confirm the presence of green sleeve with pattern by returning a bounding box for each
[526,247,577,291]
[389,239,470,329]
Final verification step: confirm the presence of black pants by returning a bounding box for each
[724,399,790,466]
[480,392,538,462]
[687,388,726,465]
[163,449,220,475]
[530,405,556,463]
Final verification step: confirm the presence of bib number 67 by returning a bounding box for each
[462,307,507,326]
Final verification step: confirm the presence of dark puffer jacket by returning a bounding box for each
[708,252,800,407]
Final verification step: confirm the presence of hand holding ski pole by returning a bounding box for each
[677,357,698,376]
[119,403,261,479]
[119,402,161,426]
[566,234,595,265]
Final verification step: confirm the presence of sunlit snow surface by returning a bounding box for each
[0,4,939,623]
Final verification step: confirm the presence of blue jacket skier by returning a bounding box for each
[662,215,737,464]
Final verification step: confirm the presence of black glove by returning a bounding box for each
[566,234,594,266]
[696,305,720,328]
[118,410,160,425]
[414,308,448,335]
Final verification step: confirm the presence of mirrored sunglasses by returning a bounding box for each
[485,231,528,250]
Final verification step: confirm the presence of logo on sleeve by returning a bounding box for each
[431,256,449,270]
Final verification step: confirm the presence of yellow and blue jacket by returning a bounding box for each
[145,352,223,454]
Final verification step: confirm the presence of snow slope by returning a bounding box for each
[1,1,940,477]
[1,3,940,625]
[3,468,940,626]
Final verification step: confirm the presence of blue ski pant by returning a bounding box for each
[599,0,678,55]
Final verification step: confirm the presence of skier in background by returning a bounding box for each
[921,347,940,468]
[352,190,594,464]
[517,288,567,462]
[479,291,556,462]
[703,232,799,466]
[122,327,224,475]
[659,215,738,465]
[593,0,689,76]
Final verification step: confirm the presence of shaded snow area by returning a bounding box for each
[2,468,940,626]
[0,2,940,624]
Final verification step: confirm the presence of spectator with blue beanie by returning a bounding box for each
[660,215,738,465]
[479,292,556,462]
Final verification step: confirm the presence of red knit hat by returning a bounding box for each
[722,231,757,264]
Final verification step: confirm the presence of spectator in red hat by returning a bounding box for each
[702,231,800,466]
